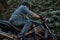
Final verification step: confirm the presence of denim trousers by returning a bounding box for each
[9,19,33,37]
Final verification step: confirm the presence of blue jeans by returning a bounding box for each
[20,20,32,37]
[9,19,33,37]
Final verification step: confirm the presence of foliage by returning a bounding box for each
[0,0,60,34]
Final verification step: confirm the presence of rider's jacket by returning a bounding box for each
[9,5,34,21]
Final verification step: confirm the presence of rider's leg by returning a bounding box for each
[19,20,33,37]
[9,19,33,37]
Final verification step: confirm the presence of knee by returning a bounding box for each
[26,20,32,24]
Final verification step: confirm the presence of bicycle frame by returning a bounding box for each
[25,18,58,40]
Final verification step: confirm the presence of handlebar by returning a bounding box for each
[30,17,50,24]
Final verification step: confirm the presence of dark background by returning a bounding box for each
[0,0,60,34]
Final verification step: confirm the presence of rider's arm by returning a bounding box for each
[23,6,40,19]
